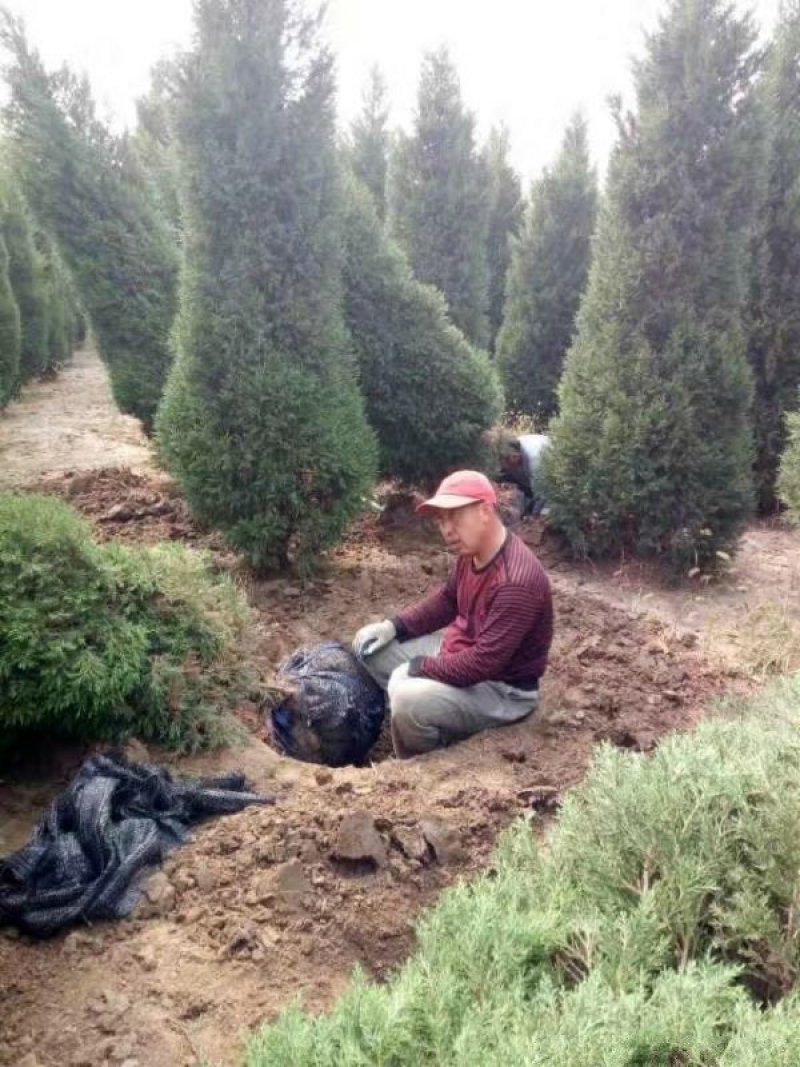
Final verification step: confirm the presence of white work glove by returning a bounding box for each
[353,619,396,659]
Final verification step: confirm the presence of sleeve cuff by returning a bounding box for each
[391,616,409,642]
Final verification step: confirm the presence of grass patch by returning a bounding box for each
[246,677,800,1065]
[0,492,254,756]
[734,602,800,679]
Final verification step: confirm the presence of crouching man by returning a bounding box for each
[496,431,552,520]
[353,471,553,759]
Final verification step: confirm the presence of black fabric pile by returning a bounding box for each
[269,641,386,767]
[0,752,272,937]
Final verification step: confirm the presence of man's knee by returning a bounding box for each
[387,670,440,757]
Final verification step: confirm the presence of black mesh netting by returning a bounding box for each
[0,752,272,938]
[268,641,386,767]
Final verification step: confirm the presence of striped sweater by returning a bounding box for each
[393,532,553,689]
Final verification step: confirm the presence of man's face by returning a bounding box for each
[434,502,492,557]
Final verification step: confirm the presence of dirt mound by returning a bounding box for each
[0,563,735,1066]
[33,466,227,552]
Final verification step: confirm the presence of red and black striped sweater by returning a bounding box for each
[393,532,553,690]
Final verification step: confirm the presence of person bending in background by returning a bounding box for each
[353,471,553,759]
[496,431,552,520]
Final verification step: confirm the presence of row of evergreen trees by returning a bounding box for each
[545,0,800,568]
[346,0,800,568]
[4,0,800,573]
[0,159,81,408]
[0,2,504,570]
[1,13,178,430]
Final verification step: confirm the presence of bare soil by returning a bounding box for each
[0,348,155,489]
[0,349,787,1067]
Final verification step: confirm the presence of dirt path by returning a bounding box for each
[0,347,156,488]
[0,352,793,1067]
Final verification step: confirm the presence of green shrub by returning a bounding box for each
[0,492,251,753]
[246,677,800,1064]
[341,173,502,486]
[777,409,800,524]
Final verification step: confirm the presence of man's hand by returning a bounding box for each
[353,619,396,659]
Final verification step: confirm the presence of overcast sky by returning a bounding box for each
[10,0,783,183]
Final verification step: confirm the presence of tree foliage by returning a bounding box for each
[157,0,376,572]
[483,124,522,354]
[747,1,800,512]
[341,173,502,485]
[545,0,759,569]
[388,47,489,349]
[1,14,179,429]
[497,114,596,418]
[38,228,81,372]
[0,222,19,407]
[1,173,47,382]
[347,66,390,220]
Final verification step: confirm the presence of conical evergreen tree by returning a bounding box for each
[341,172,502,485]
[388,47,489,349]
[1,15,178,429]
[747,1,800,512]
[545,0,759,569]
[348,66,390,220]
[483,124,522,354]
[2,176,48,382]
[497,115,596,418]
[157,0,376,572]
[0,229,21,407]
[38,229,80,371]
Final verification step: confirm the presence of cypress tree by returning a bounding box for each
[157,0,376,572]
[545,0,759,569]
[0,228,21,407]
[747,1,800,512]
[483,124,522,354]
[348,66,390,220]
[2,176,48,382]
[388,47,489,349]
[1,15,178,429]
[341,172,502,485]
[38,229,80,371]
[133,59,182,235]
[497,115,597,418]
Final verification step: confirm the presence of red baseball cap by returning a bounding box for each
[417,470,497,514]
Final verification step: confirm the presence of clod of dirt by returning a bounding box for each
[103,503,135,522]
[133,944,157,972]
[120,739,150,764]
[193,865,216,892]
[390,825,431,863]
[134,872,176,919]
[420,819,466,866]
[223,921,265,961]
[334,810,388,868]
[518,785,562,814]
[271,859,310,904]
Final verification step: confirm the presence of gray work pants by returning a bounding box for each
[359,632,539,759]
